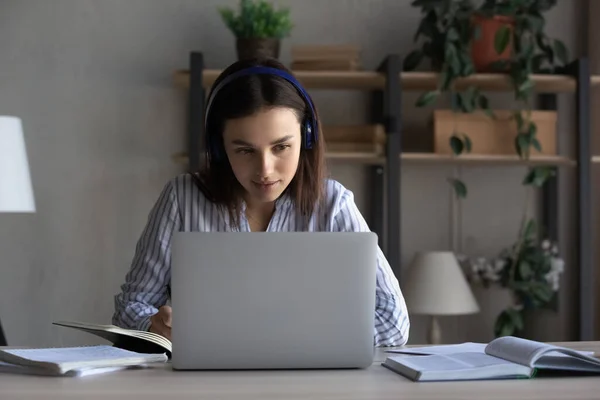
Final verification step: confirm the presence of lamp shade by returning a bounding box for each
[403,251,479,316]
[0,116,35,212]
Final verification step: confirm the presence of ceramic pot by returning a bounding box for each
[471,14,514,72]
[236,38,280,60]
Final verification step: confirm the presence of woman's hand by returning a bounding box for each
[149,305,172,340]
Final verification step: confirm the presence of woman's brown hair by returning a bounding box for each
[190,57,327,229]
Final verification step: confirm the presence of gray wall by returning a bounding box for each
[0,0,584,347]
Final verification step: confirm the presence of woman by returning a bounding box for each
[112,57,410,347]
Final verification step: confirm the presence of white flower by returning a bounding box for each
[545,269,561,291]
[493,258,506,273]
[548,273,560,291]
[484,269,500,282]
[550,258,564,274]
[541,240,551,250]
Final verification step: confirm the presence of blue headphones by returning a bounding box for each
[204,66,319,160]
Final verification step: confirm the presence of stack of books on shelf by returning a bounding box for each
[291,44,361,71]
[323,124,385,154]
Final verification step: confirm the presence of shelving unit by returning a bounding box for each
[173,52,599,341]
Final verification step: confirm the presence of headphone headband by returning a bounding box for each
[204,66,319,159]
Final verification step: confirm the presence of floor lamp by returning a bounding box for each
[0,116,36,346]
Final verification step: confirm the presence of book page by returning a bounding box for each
[486,336,600,369]
[395,352,516,371]
[384,351,533,381]
[0,361,145,377]
[485,336,549,366]
[387,342,486,356]
[52,321,172,353]
[0,346,168,374]
[2,346,161,365]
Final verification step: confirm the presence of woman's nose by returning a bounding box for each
[257,152,275,177]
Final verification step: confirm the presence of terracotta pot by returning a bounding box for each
[471,14,514,72]
[236,38,280,60]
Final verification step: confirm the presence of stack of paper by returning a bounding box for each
[0,345,168,377]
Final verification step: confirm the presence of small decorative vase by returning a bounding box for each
[236,38,280,60]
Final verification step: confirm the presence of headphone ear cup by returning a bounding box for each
[303,121,313,149]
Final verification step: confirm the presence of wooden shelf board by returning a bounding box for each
[174,69,600,93]
[401,72,588,93]
[402,153,575,166]
[171,152,575,167]
[173,69,385,90]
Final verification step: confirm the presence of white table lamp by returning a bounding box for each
[0,116,35,213]
[403,251,479,344]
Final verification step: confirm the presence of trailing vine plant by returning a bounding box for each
[404,0,569,198]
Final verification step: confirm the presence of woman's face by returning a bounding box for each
[222,107,302,207]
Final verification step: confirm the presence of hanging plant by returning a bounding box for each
[405,0,569,198]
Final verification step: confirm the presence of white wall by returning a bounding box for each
[0,0,584,347]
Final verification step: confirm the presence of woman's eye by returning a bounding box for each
[236,148,253,155]
[274,144,290,152]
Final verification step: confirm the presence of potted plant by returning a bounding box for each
[218,0,293,60]
[458,218,564,338]
[404,0,568,198]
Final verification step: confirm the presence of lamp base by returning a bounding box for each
[428,316,442,344]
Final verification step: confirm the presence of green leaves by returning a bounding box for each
[447,131,471,199]
[515,134,528,158]
[523,167,556,187]
[531,282,554,303]
[494,308,524,338]
[523,219,536,241]
[448,178,467,199]
[449,133,472,155]
[403,50,424,71]
[494,25,512,54]
[519,260,533,280]
[445,42,461,75]
[404,0,567,208]
[450,136,464,155]
[554,39,569,65]
[218,0,293,39]
[416,90,439,107]
[514,117,542,159]
[525,12,544,32]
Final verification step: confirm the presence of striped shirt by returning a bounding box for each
[112,174,410,346]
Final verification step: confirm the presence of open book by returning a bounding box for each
[0,346,167,377]
[53,321,171,357]
[382,336,600,382]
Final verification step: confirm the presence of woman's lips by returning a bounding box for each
[253,180,280,191]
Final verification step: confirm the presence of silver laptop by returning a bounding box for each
[170,231,378,370]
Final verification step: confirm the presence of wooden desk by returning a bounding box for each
[2,342,600,400]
